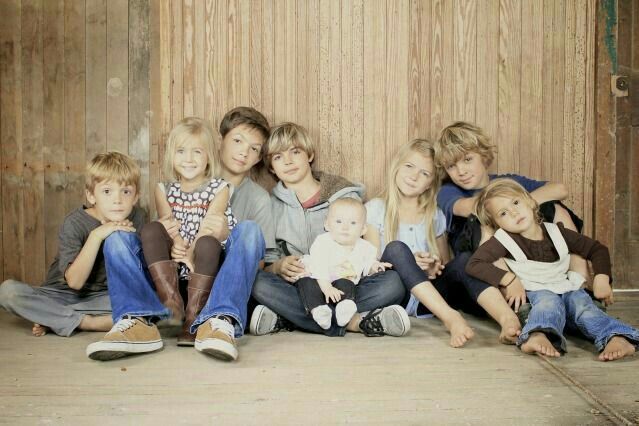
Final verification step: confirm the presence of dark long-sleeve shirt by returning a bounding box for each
[466,222,611,287]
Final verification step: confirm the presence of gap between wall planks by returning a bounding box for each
[0,0,598,285]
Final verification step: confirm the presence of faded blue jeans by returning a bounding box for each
[251,269,405,337]
[518,289,639,352]
[104,221,265,337]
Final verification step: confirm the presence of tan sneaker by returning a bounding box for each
[194,317,238,361]
[86,317,163,361]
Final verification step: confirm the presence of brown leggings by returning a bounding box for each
[140,221,223,276]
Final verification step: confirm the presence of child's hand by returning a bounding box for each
[414,252,436,271]
[426,258,444,279]
[158,214,181,240]
[593,274,614,306]
[91,220,136,242]
[321,285,344,303]
[276,256,307,283]
[171,240,189,260]
[503,278,527,313]
[369,261,392,275]
[200,213,229,241]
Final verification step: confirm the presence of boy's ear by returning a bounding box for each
[308,152,314,163]
[85,189,96,206]
[360,224,368,237]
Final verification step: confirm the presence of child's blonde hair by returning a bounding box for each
[328,197,366,221]
[263,122,315,171]
[474,178,541,229]
[163,117,220,181]
[435,121,496,169]
[86,151,141,193]
[382,139,442,257]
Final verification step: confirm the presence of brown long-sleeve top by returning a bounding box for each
[465,222,611,287]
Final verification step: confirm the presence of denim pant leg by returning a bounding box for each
[252,270,343,336]
[103,231,170,323]
[518,290,567,351]
[563,289,639,351]
[355,270,405,312]
[191,221,265,337]
[0,280,108,337]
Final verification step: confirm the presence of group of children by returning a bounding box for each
[1,108,637,363]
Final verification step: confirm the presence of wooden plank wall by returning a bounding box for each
[0,0,597,284]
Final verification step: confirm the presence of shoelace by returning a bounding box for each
[358,308,384,336]
[210,318,234,338]
[112,317,137,333]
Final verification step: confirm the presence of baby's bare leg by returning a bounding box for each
[599,336,636,361]
[78,314,113,332]
[520,332,561,357]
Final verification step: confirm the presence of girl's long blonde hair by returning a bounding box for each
[382,139,442,257]
[163,117,220,182]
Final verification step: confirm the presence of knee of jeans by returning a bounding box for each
[382,241,412,263]
[193,235,222,257]
[233,221,264,244]
[104,231,139,256]
[566,291,598,317]
[381,270,406,302]
[534,291,563,312]
[0,280,23,307]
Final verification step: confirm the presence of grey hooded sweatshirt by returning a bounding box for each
[270,171,365,259]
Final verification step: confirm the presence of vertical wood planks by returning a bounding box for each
[86,0,107,162]
[43,0,66,270]
[453,0,477,123]
[21,0,46,283]
[1,0,24,280]
[106,0,128,153]
[409,0,431,140]
[129,0,151,213]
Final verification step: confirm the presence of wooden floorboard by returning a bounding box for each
[1,294,638,425]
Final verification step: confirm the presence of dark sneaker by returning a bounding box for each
[359,305,411,337]
[194,318,238,361]
[86,317,163,361]
[249,305,294,336]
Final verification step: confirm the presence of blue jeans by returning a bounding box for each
[103,231,170,323]
[251,269,405,337]
[191,221,265,337]
[104,221,265,337]
[518,289,639,352]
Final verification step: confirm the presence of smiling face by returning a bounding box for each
[485,194,536,234]
[324,203,367,246]
[173,138,209,185]
[219,124,265,178]
[395,150,436,199]
[269,146,314,186]
[86,179,138,222]
[443,151,490,190]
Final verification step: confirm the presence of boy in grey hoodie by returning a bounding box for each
[250,122,410,337]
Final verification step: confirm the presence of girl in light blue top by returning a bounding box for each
[366,139,475,348]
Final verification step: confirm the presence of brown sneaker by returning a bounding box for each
[86,317,163,361]
[194,317,238,361]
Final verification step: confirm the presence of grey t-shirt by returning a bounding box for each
[43,206,147,294]
[230,177,278,263]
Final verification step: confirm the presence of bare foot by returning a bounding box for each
[498,315,521,345]
[32,323,50,337]
[78,315,113,332]
[520,332,561,357]
[444,312,474,348]
[599,336,636,362]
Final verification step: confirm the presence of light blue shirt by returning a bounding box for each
[365,198,446,253]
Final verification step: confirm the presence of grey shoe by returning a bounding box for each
[359,305,411,337]
[249,305,294,336]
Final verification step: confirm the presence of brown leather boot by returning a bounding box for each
[177,272,214,346]
[148,260,184,327]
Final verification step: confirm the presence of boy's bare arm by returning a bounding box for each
[529,182,568,204]
[65,221,135,290]
[452,196,478,218]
